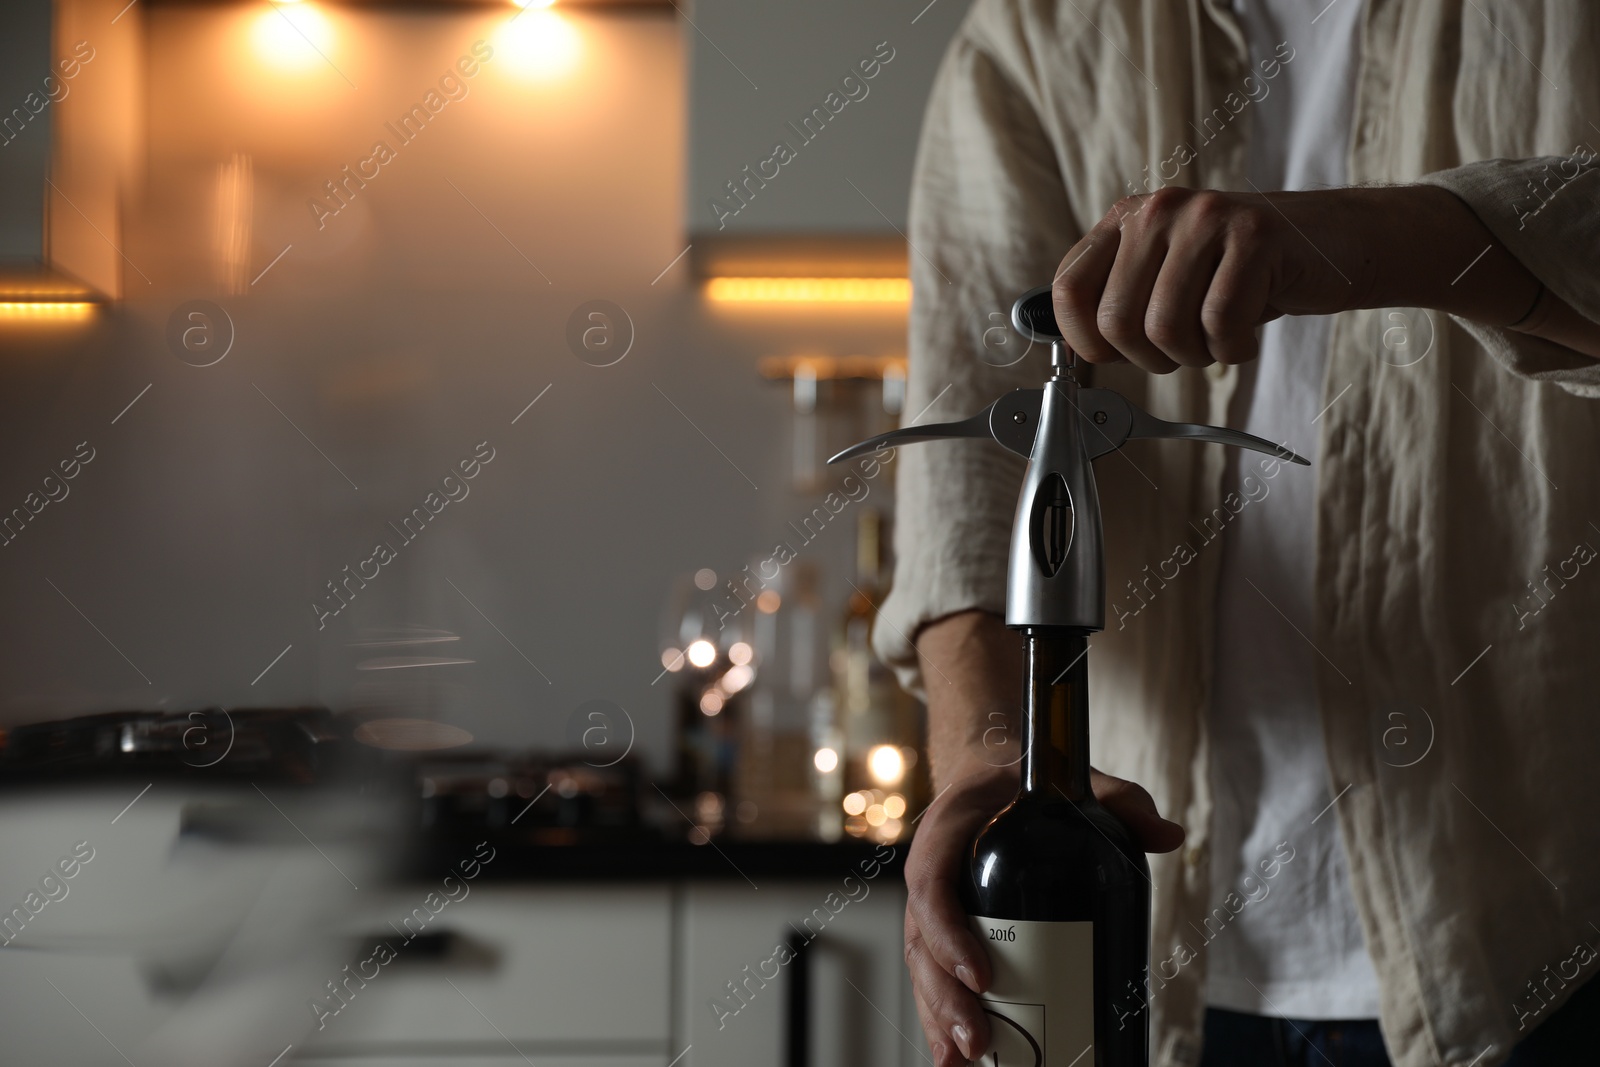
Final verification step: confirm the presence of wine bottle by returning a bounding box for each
[963,628,1150,1065]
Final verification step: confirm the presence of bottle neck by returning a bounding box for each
[1020,628,1091,801]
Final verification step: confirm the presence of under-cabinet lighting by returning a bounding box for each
[0,302,96,321]
[705,277,911,305]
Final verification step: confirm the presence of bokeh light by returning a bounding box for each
[867,744,906,786]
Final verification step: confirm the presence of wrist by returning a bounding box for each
[916,610,1024,790]
[937,749,1022,789]
[1357,184,1542,327]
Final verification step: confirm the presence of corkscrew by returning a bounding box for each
[828,285,1308,631]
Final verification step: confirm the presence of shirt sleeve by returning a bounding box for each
[1417,152,1600,397]
[871,23,1079,700]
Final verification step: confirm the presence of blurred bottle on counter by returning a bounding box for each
[662,569,755,838]
[832,509,925,843]
[792,363,821,494]
[737,560,841,840]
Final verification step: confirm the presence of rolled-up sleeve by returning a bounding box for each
[1418,153,1600,397]
[871,21,1079,699]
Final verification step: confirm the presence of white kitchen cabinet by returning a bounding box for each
[286,874,935,1067]
[295,885,674,1055]
[677,880,926,1067]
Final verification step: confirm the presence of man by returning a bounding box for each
[875,1,1600,1065]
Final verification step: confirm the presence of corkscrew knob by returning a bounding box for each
[1011,285,1064,345]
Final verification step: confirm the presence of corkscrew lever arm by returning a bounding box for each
[824,385,1307,467]
[1081,387,1310,466]
[826,388,1044,464]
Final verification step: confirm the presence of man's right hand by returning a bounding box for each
[908,611,1184,1065]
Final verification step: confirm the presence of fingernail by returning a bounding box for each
[955,964,980,992]
[952,1025,973,1059]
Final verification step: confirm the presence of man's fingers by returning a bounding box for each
[1091,768,1187,853]
[1097,225,1181,374]
[906,924,990,1062]
[1148,227,1224,368]
[904,845,991,993]
[1053,222,1125,366]
[911,985,956,1067]
[1203,241,1273,365]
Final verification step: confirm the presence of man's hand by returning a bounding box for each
[908,611,1185,1065]
[1051,184,1568,373]
[905,763,1185,1064]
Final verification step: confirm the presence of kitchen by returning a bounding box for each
[9,2,1600,1066]
[0,0,969,1064]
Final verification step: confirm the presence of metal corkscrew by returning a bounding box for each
[828,284,1309,632]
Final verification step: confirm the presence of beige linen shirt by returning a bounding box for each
[875,2,1600,1065]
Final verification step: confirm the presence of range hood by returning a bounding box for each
[0,0,141,312]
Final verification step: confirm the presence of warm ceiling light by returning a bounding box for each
[705,277,912,305]
[496,9,581,80]
[253,3,335,71]
[0,302,95,321]
[512,0,557,8]
[686,638,717,669]
[814,747,839,774]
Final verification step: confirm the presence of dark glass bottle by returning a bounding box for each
[962,628,1151,1065]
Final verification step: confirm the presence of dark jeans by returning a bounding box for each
[1199,975,1598,1066]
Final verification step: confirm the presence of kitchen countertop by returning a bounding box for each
[404,830,909,882]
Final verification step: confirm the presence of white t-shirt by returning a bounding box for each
[1206,0,1381,1018]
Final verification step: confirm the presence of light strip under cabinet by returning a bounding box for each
[705,277,911,305]
[0,301,97,321]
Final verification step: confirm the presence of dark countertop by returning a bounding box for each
[405,831,908,883]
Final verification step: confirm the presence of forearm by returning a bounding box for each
[915,610,1024,789]
[1359,184,1600,359]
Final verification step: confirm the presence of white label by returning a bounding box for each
[970,915,1094,1067]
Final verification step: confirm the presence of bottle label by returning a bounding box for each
[969,915,1094,1066]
